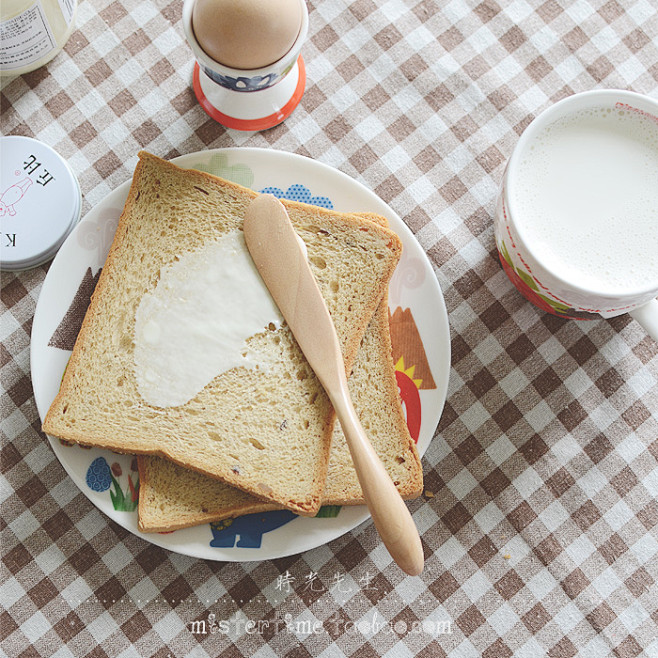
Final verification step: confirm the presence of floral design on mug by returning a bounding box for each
[498,239,578,318]
[496,195,596,320]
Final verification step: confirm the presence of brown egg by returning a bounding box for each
[192,0,303,70]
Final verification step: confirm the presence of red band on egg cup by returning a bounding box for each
[192,56,306,131]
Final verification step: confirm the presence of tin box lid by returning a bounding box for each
[1,136,81,271]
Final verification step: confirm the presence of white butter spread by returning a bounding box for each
[134,230,283,407]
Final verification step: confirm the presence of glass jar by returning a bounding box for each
[0,0,77,77]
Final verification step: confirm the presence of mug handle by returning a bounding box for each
[629,299,658,343]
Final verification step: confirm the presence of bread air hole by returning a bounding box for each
[396,456,406,464]
[249,438,266,450]
[304,225,330,237]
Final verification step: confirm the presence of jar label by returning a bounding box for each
[0,1,57,71]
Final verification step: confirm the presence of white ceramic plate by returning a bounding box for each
[31,148,450,562]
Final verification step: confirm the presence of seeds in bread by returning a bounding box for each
[42,151,402,516]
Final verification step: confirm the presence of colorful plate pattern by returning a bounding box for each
[31,148,450,562]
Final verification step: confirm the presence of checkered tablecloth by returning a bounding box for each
[2,0,657,656]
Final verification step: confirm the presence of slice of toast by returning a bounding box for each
[43,152,402,516]
[137,297,423,532]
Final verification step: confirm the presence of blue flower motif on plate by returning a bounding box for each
[260,184,333,209]
[86,456,112,492]
[85,456,140,511]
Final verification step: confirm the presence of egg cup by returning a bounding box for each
[182,0,308,131]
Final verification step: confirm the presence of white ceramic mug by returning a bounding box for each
[494,90,658,342]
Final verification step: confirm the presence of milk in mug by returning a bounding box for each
[509,105,658,295]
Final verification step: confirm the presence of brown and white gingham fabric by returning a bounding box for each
[2,1,657,656]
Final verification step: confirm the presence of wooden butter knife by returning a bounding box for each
[243,194,424,576]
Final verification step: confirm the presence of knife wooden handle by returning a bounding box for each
[244,194,424,576]
[328,369,425,577]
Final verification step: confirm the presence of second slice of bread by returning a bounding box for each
[137,297,423,532]
[42,152,402,516]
